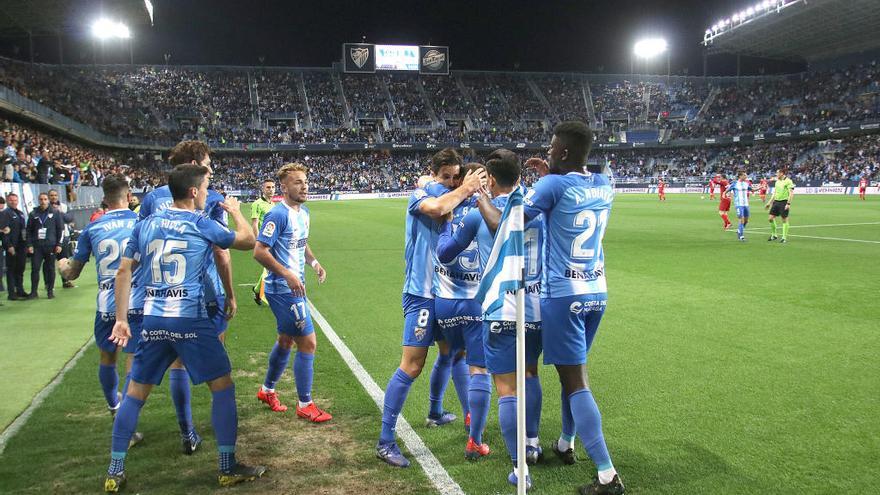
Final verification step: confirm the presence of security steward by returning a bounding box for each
[26,192,64,299]
[1,193,28,299]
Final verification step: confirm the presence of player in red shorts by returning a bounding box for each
[658,178,666,201]
[859,176,868,200]
[708,174,720,200]
[758,178,769,202]
[716,175,731,229]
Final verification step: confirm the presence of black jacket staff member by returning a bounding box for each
[1,193,28,299]
[26,192,64,299]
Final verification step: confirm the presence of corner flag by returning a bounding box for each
[475,187,528,495]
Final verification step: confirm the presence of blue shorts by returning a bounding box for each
[736,206,750,219]
[126,311,143,353]
[541,295,607,366]
[483,321,542,375]
[94,312,140,354]
[266,292,315,337]
[130,316,231,385]
[206,296,229,335]
[401,293,436,347]
[435,297,485,367]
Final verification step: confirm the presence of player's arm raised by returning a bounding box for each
[217,196,255,250]
[110,257,137,347]
[418,168,486,219]
[437,208,480,263]
[305,244,326,284]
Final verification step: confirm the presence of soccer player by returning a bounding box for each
[765,168,795,243]
[254,163,332,422]
[858,175,868,200]
[716,174,732,230]
[250,179,277,305]
[427,162,491,459]
[376,148,486,468]
[758,177,769,202]
[104,163,263,492]
[437,149,546,486]
[708,174,720,200]
[657,178,666,201]
[726,171,753,241]
[138,141,236,452]
[520,122,624,494]
[58,175,143,446]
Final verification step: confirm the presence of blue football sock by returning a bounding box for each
[428,351,453,417]
[263,343,291,390]
[211,385,238,471]
[498,396,518,463]
[526,376,542,439]
[451,356,470,418]
[380,368,414,444]
[569,389,613,471]
[468,373,492,444]
[169,368,194,436]
[109,395,145,474]
[738,223,744,236]
[99,364,119,409]
[560,385,575,439]
[293,351,315,403]
[122,373,131,398]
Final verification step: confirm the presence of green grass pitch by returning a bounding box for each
[0,194,877,494]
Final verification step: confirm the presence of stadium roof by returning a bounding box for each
[702,0,880,63]
[0,0,151,37]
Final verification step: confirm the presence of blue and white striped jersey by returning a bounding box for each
[523,172,613,299]
[72,208,138,314]
[433,196,482,299]
[437,191,543,322]
[256,201,310,295]
[139,185,228,301]
[124,207,235,319]
[727,180,751,208]
[403,182,447,298]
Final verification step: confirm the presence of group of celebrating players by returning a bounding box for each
[373,121,624,494]
[60,121,626,494]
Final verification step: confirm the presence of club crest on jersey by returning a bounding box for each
[350,47,369,68]
[413,326,426,341]
[262,221,276,237]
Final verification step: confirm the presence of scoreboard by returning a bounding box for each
[343,43,449,75]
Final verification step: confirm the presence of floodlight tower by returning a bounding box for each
[91,18,133,64]
[633,38,669,78]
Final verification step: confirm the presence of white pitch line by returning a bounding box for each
[747,221,880,231]
[0,336,94,455]
[780,234,880,244]
[308,301,465,495]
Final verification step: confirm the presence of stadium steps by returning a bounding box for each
[296,73,314,129]
[454,74,479,123]
[696,86,720,120]
[527,77,553,117]
[583,80,598,126]
[413,76,441,127]
[247,71,261,128]
[331,72,354,127]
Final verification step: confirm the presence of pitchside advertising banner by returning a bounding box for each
[343,43,449,74]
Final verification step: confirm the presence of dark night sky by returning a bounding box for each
[2,0,805,75]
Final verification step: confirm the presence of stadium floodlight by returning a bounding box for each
[746,7,755,16]
[92,18,131,40]
[633,38,667,59]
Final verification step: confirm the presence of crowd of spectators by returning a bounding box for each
[385,74,433,127]
[0,119,163,189]
[1,56,878,146]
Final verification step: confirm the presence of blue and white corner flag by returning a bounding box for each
[475,187,525,320]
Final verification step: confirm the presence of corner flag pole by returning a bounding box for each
[515,224,527,495]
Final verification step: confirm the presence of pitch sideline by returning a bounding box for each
[308,301,466,495]
[0,336,95,455]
